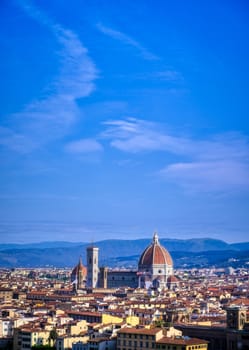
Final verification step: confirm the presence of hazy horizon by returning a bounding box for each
[0,220,248,245]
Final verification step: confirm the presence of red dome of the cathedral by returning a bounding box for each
[138,232,173,267]
[137,232,173,289]
[71,257,87,287]
[72,258,87,276]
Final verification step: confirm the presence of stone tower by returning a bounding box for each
[99,266,108,289]
[87,246,99,288]
[226,306,246,330]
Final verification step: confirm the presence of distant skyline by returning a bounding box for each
[1,1,249,243]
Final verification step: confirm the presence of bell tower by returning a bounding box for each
[87,245,99,288]
[226,306,246,330]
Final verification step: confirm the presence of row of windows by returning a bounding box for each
[118,341,205,350]
[118,340,154,348]
[111,276,136,281]
[21,337,31,342]
[119,333,153,340]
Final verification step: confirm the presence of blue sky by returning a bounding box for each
[1,0,249,243]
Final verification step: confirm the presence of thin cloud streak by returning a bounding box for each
[65,138,103,153]
[161,160,249,193]
[103,118,191,154]
[103,118,249,193]
[2,1,98,152]
[0,126,37,154]
[96,23,159,61]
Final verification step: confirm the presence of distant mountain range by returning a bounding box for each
[0,238,248,269]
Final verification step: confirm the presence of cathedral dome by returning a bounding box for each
[71,257,87,281]
[138,232,173,267]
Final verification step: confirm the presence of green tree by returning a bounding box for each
[48,328,58,347]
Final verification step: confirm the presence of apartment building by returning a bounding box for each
[156,336,208,350]
[13,327,50,350]
[117,327,164,350]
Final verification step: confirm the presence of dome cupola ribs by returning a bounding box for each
[137,232,174,289]
[138,232,173,267]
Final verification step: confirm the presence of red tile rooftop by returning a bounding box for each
[67,310,102,317]
[58,333,88,338]
[230,298,249,306]
[88,337,111,343]
[20,327,47,332]
[157,337,208,345]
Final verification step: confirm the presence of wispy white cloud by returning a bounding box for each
[102,118,249,193]
[0,126,37,153]
[160,160,249,193]
[102,118,191,154]
[161,132,249,193]
[1,1,97,152]
[96,23,159,61]
[112,71,184,86]
[65,138,103,153]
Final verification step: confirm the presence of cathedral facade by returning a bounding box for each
[71,232,174,290]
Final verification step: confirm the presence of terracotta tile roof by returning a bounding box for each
[157,336,208,345]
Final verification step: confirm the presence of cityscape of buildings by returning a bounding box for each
[0,233,248,350]
[1,2,248,350]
